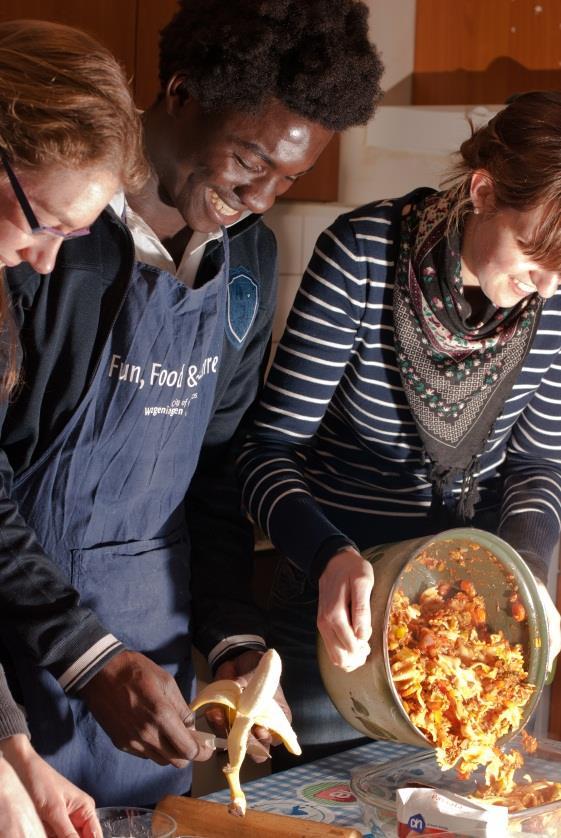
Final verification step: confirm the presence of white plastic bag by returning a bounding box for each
[396,787,509,837]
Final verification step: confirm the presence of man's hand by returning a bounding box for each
[317,547,374,671]
[79,650,214,767]
[1,734,101,838]
[204,649,290,763]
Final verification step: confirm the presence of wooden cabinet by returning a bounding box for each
[133,0,180,109]
[0,1,137,79]
[413,0,561,104]
[0,1,338,201]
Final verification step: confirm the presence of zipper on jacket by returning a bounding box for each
[85,213,137,390]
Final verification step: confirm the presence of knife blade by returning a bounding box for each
[213,734,271,759]
[189,727,271,758]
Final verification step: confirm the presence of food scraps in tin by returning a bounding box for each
[388,579,561,812]
[388,579,532,791]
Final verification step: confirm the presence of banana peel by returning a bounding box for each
[191,648,301,816]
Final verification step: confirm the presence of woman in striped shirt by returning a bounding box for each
[239,91,561,762]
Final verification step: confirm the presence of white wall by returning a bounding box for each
[339,0,417,205]
[265,201,354,344]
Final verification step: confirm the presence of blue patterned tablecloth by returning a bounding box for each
[204,740,423,836]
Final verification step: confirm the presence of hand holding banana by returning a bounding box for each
[191,648,301,815]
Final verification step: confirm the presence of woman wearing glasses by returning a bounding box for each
[0,18,145,838]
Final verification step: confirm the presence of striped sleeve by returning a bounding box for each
[238,216,369,577]
[57,633,125,693]
[498,351,561,581]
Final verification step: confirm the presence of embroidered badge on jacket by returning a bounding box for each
[226,266,259,347]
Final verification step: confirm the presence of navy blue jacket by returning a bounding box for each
[0,207,275,691]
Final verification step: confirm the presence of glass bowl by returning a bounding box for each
[96,807,177,838]
[351,737,561,837]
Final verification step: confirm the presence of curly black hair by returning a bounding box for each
[159,0,384,131]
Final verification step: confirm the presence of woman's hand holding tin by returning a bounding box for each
[317,547,373,671]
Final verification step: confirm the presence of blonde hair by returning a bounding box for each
[0,19,148,398]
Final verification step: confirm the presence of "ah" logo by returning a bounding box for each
[407,813,426,833]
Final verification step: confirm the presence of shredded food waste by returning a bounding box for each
[387,567,561,813]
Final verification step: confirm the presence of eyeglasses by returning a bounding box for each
[0,149,90,240]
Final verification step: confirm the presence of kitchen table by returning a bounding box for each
[202,739,423,836]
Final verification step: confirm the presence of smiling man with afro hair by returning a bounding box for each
[113,0,385,781]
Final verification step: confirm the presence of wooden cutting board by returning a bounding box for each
[157,795,363,837]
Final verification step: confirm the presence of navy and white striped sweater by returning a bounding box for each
[239,190,561,583]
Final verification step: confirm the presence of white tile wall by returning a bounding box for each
[264,201,353,355]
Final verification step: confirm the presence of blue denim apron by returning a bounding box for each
[6,242,228,805]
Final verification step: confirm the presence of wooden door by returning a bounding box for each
[413,0,561,104]
[0,1,137,80]
[134,0,179,108]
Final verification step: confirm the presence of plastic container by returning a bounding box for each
[96,807,177,838]
[351,738,561,837]
[318,528,549,747]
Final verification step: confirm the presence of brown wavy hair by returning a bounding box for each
[446,91,561,272]
[0,18,148,398]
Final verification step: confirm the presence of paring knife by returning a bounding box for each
[190,729,270,758]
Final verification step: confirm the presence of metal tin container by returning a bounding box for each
[318,528,549,747]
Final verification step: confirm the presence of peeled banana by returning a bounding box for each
[191,648,302,816]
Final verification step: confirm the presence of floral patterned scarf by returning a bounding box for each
[393,190,542,523]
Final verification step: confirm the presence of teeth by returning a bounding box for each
[209,190,238,217]
[512,277,535,294]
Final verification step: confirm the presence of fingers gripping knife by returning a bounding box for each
[190,649,302,816]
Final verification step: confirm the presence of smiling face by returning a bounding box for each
[154,93,334,234]
[460,171,561,307]
[0,163,120,274]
